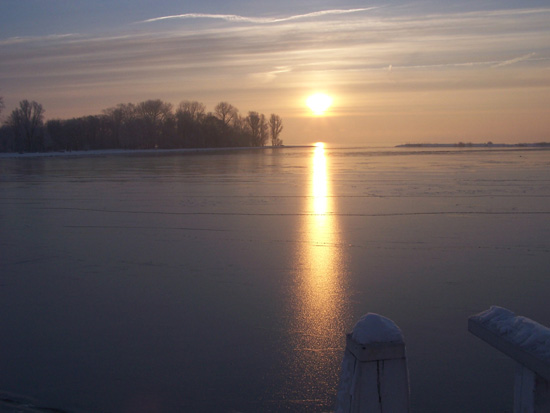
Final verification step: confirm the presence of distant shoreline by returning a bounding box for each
[2,143,548,159]
[0,145,314,159]
[396,142,550,148]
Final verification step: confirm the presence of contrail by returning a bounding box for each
[139,8,377,24]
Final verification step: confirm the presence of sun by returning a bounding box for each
[306,93,333,116]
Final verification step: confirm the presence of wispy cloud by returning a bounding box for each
[2,5,549,121]
[138,8,377,24]
[492,52,536,68]
[250,66,293,83]
[0,33,79,46]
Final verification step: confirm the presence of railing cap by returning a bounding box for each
[352,313,404,345]
[469,306,550,380]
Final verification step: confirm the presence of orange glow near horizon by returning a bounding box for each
[2,3,548,145]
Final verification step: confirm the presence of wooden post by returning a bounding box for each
[468,306,550,413]
[336,313,410,413]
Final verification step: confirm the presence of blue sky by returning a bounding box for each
[1,1,549,144]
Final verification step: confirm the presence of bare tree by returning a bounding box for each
[259,113,268,146]
[177,100,205,122]
[175,101,206,147]
[7,100,45,152]
[102,103,135,148]
[246,111,268,147]
[135,99,173,148]
[214,102,238,127]
[246,111,260,146]
[136,99,172,125]
[269,114,283,146]
[232,114,247,135]
[0,96,4,118]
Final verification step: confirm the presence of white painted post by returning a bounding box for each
[336,313,410,413]
[514,364,550,412]
[468,306,550,413]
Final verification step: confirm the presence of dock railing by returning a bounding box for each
[336,313,410,413]
[337,307,550,412]
[468,306,550,413]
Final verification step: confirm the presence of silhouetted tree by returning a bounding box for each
[176,101,206,147]
[201,115,226,147]
[259,114,268,146]
[214,102,238,128]
[231,114,250,147]
[7,100,45,152]
[80,115,101,149]
[46,119,68,151]
[0,124,15,152]
[245,111,269,147]
[269,114,283,146]
[117,103,138,148]
[0,97,8,151]
[245,111,260,146]
[178,100,205,122]
[102,103,136,148]
[63,118,86,151]
[247,112,269,146]
[4,97,283,152]
[135,99,173,148]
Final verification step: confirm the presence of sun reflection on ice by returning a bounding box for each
[313,143,328,222]
[285,142,349,403]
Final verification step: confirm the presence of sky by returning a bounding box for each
[1,0,549,145]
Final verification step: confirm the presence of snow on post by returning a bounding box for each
[336,313,410,413]
[469,306,550,412]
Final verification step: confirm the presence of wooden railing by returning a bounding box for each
[336,307,550,412]
[469,307,550,412]
[336,313,410,412]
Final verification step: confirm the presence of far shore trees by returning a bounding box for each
[245,111,268,147]
[178,101,205,122]
[176,100,206,148]
[6,100,45,152]
[1,98,284,153]
[269,114,283,146]
[214,102,238,128]
[135,99,174,148]
[102,103,136,149]
[0,96,12,152]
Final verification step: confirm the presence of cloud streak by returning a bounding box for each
[0,33,79,46]
[138,8,377,24]
[492,52,536,68]
[2,4,549,129]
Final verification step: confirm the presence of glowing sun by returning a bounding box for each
[306,93,333,116]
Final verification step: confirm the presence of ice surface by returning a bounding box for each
[351,313,404,344]
[472,306,550,361]
[1,146,549,412]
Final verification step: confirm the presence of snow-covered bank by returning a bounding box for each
[0,146,308,159]
[396,142,550,148]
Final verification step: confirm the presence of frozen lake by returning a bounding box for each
[1,146,549,412]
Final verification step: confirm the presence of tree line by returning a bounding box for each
[0,98,284,153]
